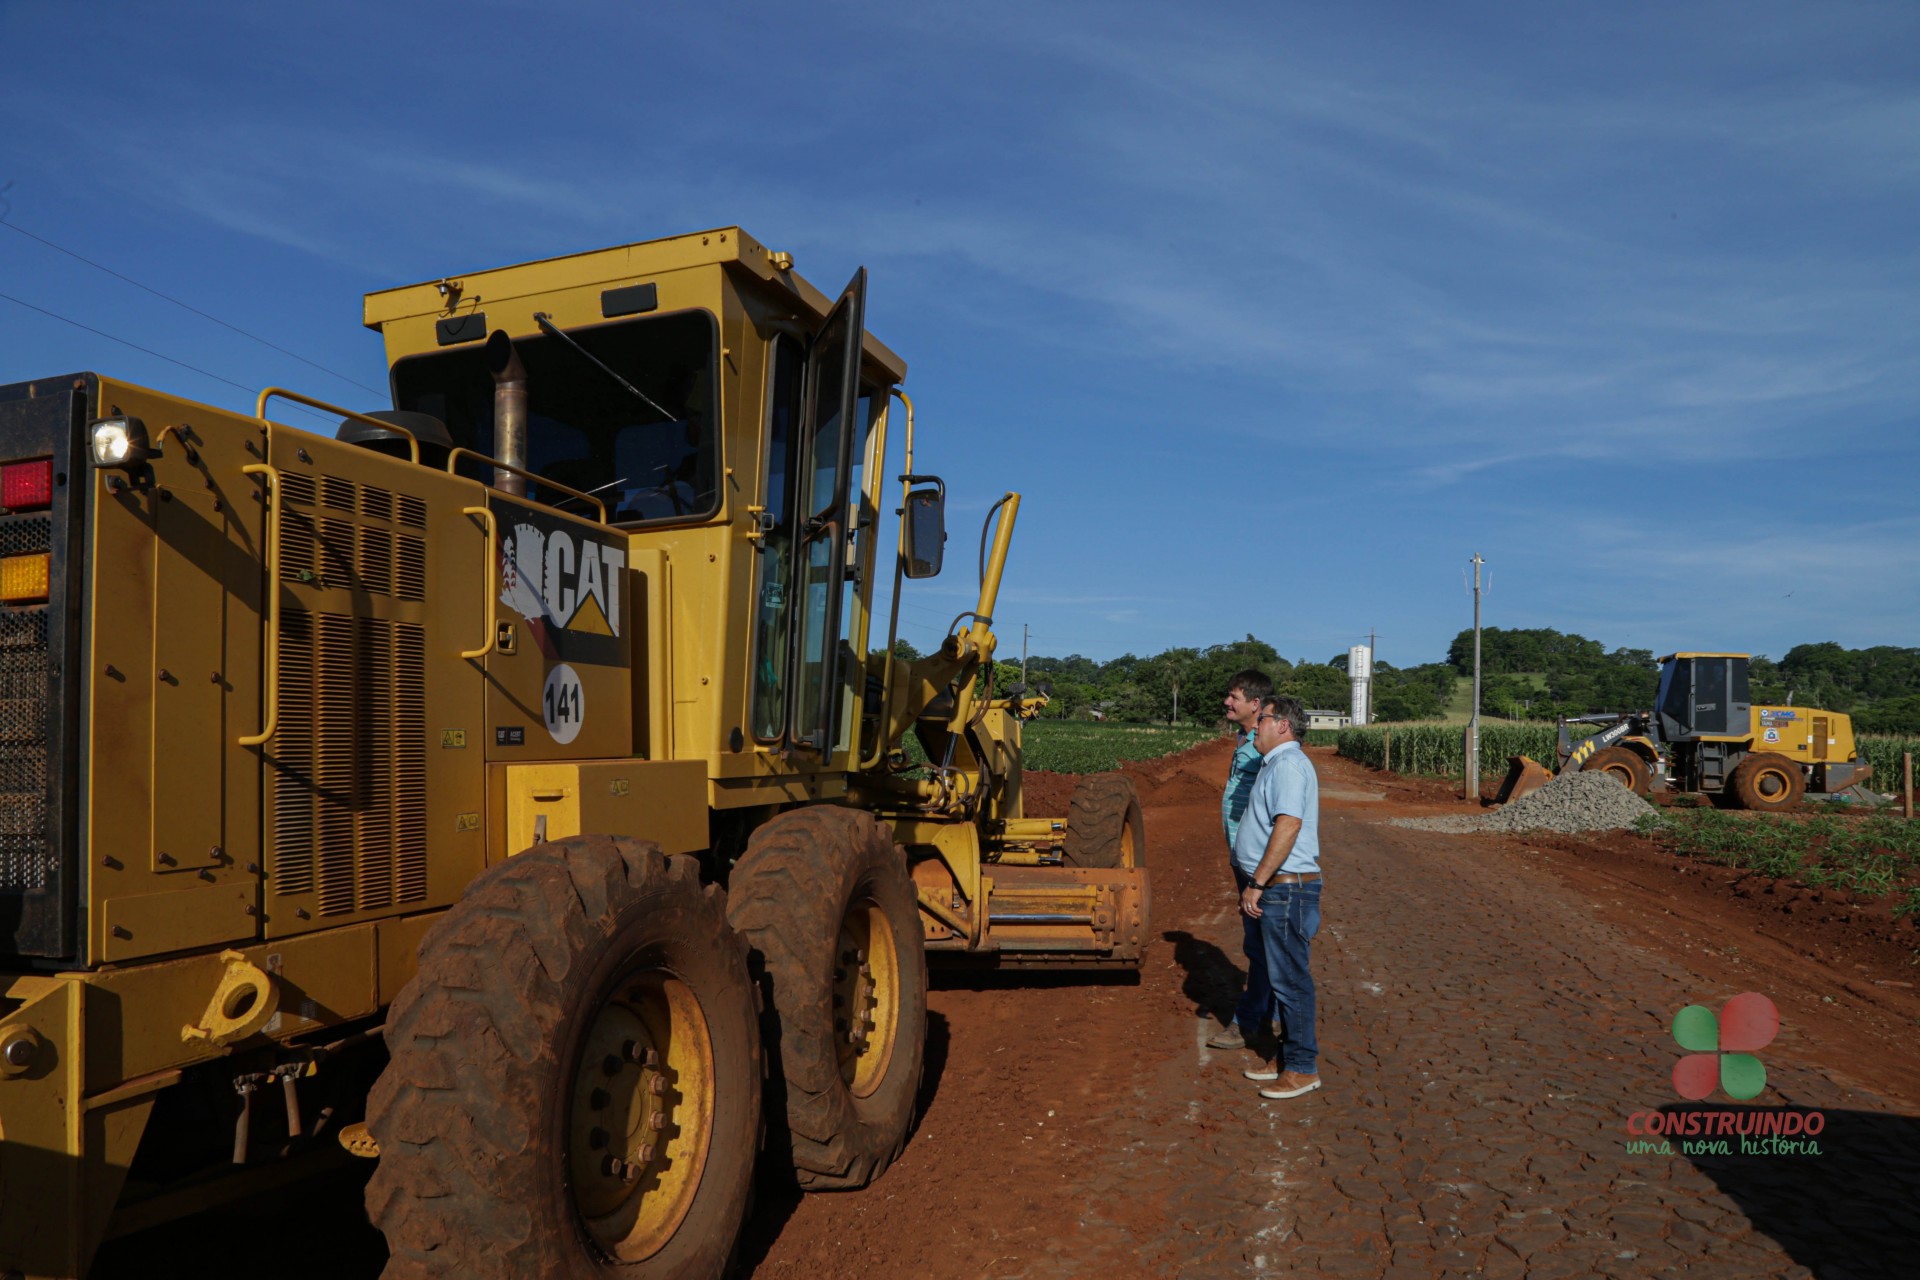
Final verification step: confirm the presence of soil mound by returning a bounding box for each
[1391,768,1654,835]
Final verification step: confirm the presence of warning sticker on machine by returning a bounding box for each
[1764,727,1781,743]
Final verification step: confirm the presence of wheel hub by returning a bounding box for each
[566,975,715,1261]
[833,906,900,1098]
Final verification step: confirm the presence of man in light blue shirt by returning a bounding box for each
[1210,669,1274,1052]
[1233,694,1323,1099]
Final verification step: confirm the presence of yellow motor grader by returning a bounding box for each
[0,227,1147,1278]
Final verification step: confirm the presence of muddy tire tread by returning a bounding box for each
[726,807,927,1192]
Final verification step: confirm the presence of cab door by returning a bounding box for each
[786,269,866,757]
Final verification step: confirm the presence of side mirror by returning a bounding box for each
[902,482,946,579]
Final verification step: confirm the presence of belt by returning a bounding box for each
[1258,872,1321,887]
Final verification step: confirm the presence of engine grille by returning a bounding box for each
[270,609,428,917]
[0,607,50,891]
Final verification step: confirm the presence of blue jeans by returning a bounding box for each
[1233,867,1273,1038]
[1256,879,1321,1074]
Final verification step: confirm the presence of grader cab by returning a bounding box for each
[0,228,1147,1278]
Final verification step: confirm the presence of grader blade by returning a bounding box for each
[1495,755,1554,805]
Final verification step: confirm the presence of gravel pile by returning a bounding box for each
[1392,768,1656,835]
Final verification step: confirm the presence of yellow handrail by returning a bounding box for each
[460,506,498,660]
[255,388,419,464]
[239,463,283,746]
[444,447,608,523]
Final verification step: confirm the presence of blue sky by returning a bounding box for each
[4,0,1915,669]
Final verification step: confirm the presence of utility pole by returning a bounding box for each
[1468,553,1485,802]
[1368,626,1377,723]
[1022,624,1029,687]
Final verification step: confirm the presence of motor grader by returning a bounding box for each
[0,227,1148,1278]
[1496,651,1872,810]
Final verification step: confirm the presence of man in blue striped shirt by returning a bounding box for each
[1208,668,1274,1052]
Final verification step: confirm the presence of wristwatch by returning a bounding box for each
[1252,879,1270,891]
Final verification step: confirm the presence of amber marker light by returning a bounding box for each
[0,553,50,604]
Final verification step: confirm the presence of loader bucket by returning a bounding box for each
[1495,755,1553,805]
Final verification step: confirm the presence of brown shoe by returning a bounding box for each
[1205,1024,1248,1050]
[1258,1070,1321,1100]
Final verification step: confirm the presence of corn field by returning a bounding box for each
[1340,723,1920,793]
[1335,722,1595,777]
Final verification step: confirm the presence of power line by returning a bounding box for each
[0,289,334,425]
[0,217,385,398]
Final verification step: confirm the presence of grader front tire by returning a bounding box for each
[726,807,927,1192]
[1730,753,1806,811]
[1063,772,1145,869]
[366,838,760,1279]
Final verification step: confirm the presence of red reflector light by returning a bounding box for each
[1,459,53,511]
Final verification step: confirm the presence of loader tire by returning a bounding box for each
[367,837,760,1279]
[1730,753,1805,811]
[1063,772,1145,869]
[727,807,927,1191]
[1583,747,1652,797]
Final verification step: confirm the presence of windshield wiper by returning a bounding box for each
[531,311,675,421]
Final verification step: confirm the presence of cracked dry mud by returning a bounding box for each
[753,741,1920,1280]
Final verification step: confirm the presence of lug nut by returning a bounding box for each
[588,1127,610,1150]
[648,1111,666,1132]
[648,1075,666,1097]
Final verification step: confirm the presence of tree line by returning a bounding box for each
[892,629,1920,733]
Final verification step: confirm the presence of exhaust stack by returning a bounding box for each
[485,329,528,497]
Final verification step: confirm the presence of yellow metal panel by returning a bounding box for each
[579,760,707,854]
[99,882,255,963]
[501,760,709,856]
[504,763,582,854]
[375,912,445,1006]
[0,977,86,1279]
[86,386,266,966]
[84,926,381,1090]
[257,428,488,936]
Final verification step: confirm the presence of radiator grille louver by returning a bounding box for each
[397,535,426,601]
[271,610,428,917]
[279,472,426,600]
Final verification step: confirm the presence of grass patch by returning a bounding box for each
[1637,808,1920,900]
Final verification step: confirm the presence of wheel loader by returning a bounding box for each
[0,227,1148,1278]
[1495,651,1871,810]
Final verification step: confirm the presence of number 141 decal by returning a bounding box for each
[542,663,585,746]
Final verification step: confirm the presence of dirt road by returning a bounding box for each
[97,741,1920,1278]
[749,742,1920,1279]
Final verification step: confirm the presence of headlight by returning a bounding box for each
[89,416,152,469]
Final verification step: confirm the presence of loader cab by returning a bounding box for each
[1655,653,1752,741]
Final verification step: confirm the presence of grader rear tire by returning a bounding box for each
[367,838,760,1279]
[1583,747,1652,797]
[726,807,927,1191]
[1063,772,1145,869]
[1730,753,1806,811]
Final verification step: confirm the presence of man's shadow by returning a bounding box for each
[1162,929,1245,1026]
